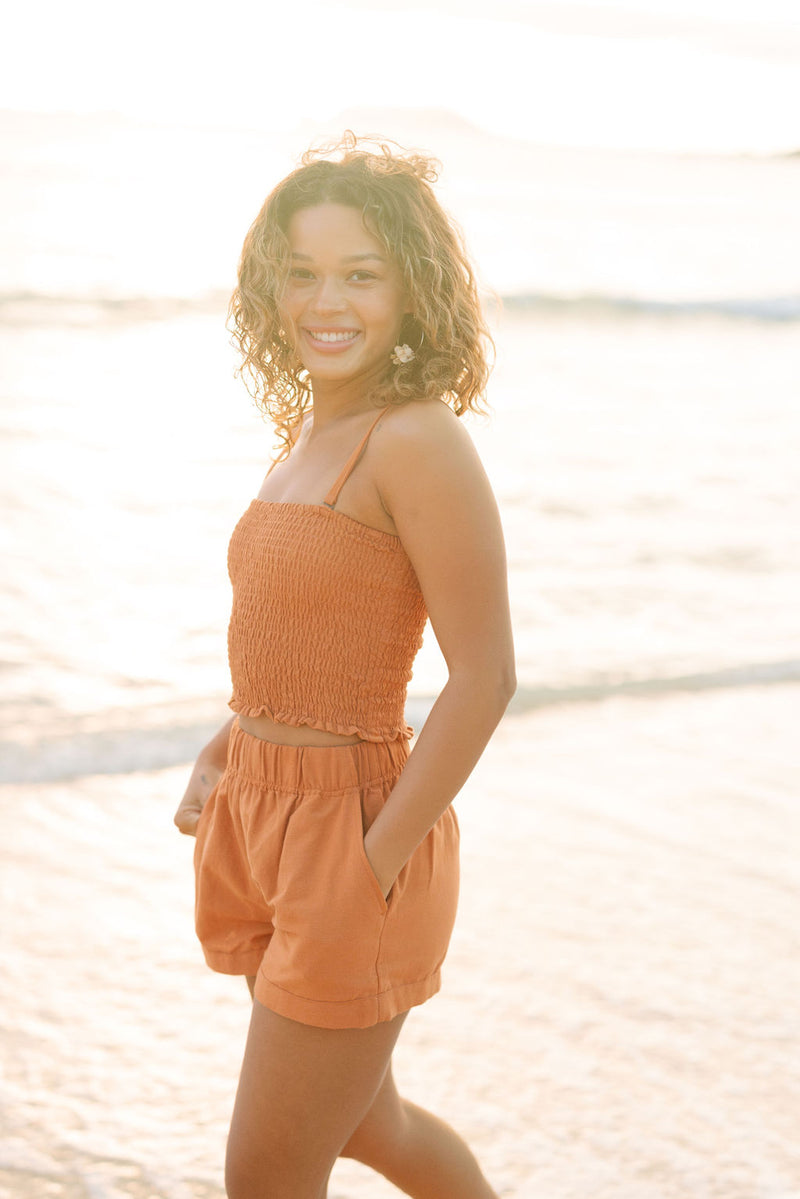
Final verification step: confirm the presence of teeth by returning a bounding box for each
[309,330,358,343]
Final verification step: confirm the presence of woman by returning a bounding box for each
[174,136,515,1199]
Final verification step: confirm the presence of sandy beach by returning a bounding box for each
[2,682,799,1198]
[3,15,800,1191]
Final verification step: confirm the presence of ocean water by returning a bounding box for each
[2,108,800,1198]
[2,109,799,782]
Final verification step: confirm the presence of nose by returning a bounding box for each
[310,274,347,314]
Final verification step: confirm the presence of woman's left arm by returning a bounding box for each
[364,401,516,898]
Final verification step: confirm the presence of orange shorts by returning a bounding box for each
[193,720,460,1029]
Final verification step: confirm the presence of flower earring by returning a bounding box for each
[391,343,415,365]
[391,327,424,366]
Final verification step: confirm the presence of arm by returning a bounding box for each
[363,401,516,897]
[173,715,235,836]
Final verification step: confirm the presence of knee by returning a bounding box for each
[225,1135,327,1199]
[225,1140,267,1199]
[224,1151,253,1199]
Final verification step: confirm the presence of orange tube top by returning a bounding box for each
[226,412,428,742]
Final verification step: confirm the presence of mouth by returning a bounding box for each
[302,328,361,351]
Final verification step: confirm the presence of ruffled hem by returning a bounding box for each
[228,696,413,743]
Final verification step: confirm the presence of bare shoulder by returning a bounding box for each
[371,399,495,523]
[373,399,482,476]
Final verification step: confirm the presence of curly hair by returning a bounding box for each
[228,133,494,456]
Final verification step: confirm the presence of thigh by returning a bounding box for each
[226,999,407,1198]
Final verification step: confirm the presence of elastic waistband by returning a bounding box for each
[226,718,409,792]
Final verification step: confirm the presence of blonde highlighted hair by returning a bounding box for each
[228,134,494,455]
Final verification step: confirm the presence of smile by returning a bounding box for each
[304,329,360,344]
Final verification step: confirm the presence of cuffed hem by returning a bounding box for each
[253,970,442,1030]
[202,946,266,976]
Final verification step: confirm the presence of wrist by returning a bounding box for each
[363,826,404,899]
[196,749,225,781]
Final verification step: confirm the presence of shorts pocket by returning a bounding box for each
[350,790,390,914]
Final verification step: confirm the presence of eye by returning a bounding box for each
[348,270,377,282]
[288,267,314,281]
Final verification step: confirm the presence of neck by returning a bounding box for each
[308,371,383,430]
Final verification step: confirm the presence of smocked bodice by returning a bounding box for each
[226,500,427,742]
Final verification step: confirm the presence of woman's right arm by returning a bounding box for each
[173,715,235,836]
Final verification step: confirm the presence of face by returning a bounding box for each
[280,203,410,390]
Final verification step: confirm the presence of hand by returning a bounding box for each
[174,756,223,837]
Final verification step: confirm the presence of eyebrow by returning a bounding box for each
[290,252,387,263]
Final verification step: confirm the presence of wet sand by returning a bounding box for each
[2,684,799,1198]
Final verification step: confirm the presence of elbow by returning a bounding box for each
[498,660,517,712]
[447,654,517,718]
[479,659,517,719]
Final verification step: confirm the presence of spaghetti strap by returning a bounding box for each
[323,409,388,509]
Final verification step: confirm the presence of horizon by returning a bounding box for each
[2,1,799,156]
[2,103,797,163]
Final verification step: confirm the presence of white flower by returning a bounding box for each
[391,343,415,365]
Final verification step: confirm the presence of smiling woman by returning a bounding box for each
[229,134,491,458]
[174,134,514,1199]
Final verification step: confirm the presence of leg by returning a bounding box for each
[225,998,407,1199]
[341,1063,499,1199]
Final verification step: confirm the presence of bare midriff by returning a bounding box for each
[237,712,364,747]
